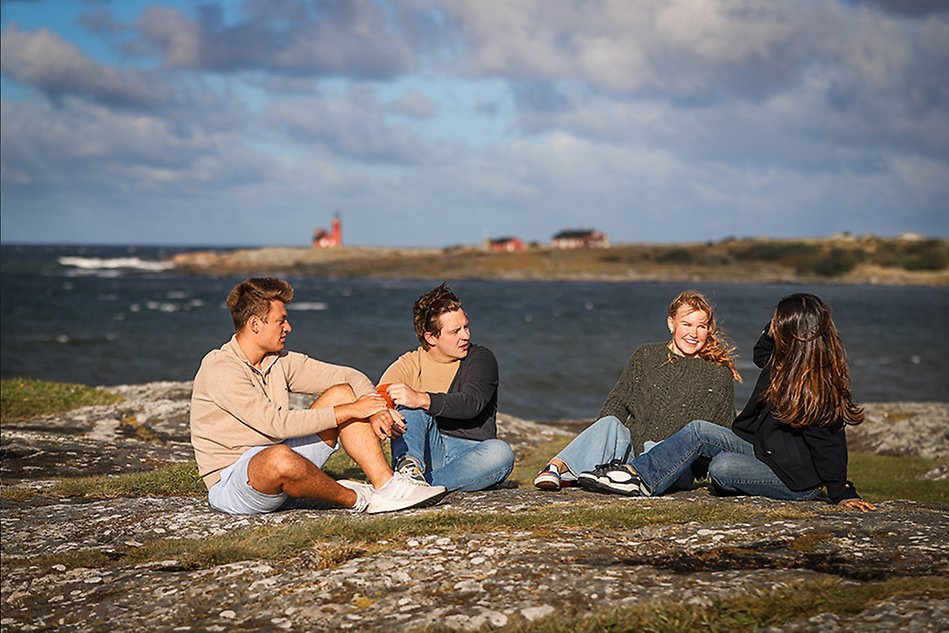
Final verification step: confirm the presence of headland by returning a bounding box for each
[170,234,949,285]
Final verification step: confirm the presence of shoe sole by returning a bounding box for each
[534,479,563,492]
[534,479,561,491]
[577,475,644,497]
[367,488,449,514]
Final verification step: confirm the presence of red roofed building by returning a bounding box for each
[551,228,609,249]
[485,237,524,252]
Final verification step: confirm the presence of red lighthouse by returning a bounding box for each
[312,213,342,248]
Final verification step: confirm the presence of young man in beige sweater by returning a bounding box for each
[190,277,446,514]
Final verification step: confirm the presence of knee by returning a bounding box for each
[312,383,356,408]
[707,453,739,489]
[257,444,312,482]
[684,419,720,438]
[484,440,515,473]
[685,419,706,432]
[588,415,630,444]
[594,415,624,431]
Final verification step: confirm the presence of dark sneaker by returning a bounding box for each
[577,459,648,496]
[396,456,427,485]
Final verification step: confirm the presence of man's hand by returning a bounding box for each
[385,383,431,410]
[335,393,386,425]
[369,409,406,439]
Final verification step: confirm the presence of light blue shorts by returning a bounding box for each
[208,434,338,515]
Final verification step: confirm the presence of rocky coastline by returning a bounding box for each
[168,237,949,286]
[1,382,947,631]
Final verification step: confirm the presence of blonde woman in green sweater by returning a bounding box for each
[534,290,741,491]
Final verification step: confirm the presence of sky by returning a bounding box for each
[1,0,947,248]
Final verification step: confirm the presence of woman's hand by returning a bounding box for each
[840,498,876,512]
[385,383,431,410]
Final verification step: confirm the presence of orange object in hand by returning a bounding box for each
[377,383,395,408]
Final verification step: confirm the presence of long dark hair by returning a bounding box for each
[765,293,863,428]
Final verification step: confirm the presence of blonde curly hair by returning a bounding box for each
[666,290,741,382]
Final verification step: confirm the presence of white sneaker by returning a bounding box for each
[337,479,373,513]
[367,472,448,514]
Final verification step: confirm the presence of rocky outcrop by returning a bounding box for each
[2,383,947,631]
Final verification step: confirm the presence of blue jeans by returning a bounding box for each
[554,416,693,490]
[391,408,515,492]
[630,420,821,501]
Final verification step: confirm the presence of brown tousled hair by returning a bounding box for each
[226,277,294,331]
[765,293,863,428]
[667,290,741,382]
[413,282,463,350]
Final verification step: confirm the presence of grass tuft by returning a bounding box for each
[1,377,123,422]
[501,576,949,633]
[848,452,948,503]
[7,499,814,572]
[2,462,206,500]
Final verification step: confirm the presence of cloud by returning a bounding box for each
[853,0,949,17]
[136,0,416,77]
[437,0,947,115]
[0,25,161,107]
[265,86,426,163]
[390,88,436,119]
[1,0,946,246]
[0,97,269,197]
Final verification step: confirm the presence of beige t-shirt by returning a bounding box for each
[379,347,460,394]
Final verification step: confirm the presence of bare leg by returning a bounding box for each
[311,383,394,488]
[549,458,568,472]
[337,418,394,488]
[245,383,386,508]
[247,444,356,507]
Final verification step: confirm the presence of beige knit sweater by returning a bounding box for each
[190,335,375,489]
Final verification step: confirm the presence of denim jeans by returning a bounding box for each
[554,416,694,490]
[554,416,631,477]
[391,408,515,492]
[630,420,821,501]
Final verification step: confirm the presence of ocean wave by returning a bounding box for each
[129,299,205,313]
[58,256,174,272]
[289,302,328,311]
[47,333,117,345]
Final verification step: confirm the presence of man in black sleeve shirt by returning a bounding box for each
[378,283,515,491]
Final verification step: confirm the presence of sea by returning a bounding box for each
[2,244,947,422]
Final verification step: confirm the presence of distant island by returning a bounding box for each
[171,233,949,285]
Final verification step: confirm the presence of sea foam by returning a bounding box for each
[58,256,174,272]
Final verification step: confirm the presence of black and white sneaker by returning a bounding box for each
[577,459,648,496]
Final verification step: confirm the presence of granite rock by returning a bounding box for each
[1,383,947,631]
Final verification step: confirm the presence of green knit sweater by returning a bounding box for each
[598,342,736,455]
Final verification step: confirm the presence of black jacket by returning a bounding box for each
[732,329,860,504]
[427,344,499,441]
